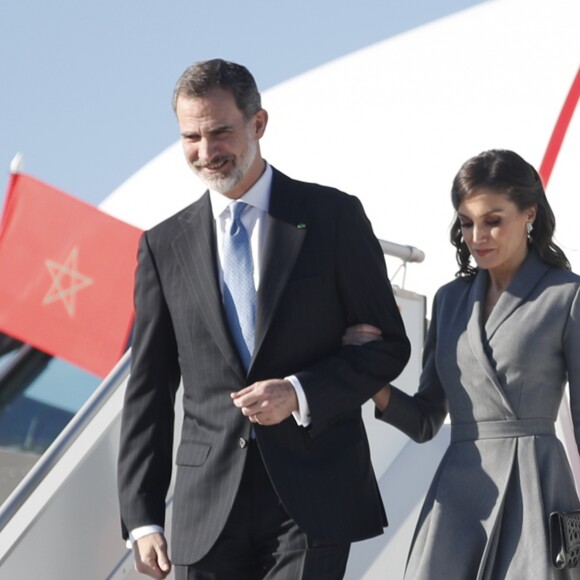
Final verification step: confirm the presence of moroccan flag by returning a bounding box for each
[0,172,143,377]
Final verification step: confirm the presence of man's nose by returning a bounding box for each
[198,138,217,163]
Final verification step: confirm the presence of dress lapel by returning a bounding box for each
[466,271,504,388]
[466,251,551,415]
[485,250,550,341]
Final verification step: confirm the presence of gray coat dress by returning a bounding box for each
[378,250,580,579]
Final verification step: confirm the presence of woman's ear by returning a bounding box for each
[527,205,538,224]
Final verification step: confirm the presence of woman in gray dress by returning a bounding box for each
[349,149,580,578]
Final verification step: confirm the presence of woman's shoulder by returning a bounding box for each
[435,275,474,300]
[541,265,580,290]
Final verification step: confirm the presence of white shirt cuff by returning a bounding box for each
[286,375,311,427]
[126,525,164,549]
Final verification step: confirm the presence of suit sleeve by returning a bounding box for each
[117,232,181,538]
[295,195,411,437]
[376,288,448,442]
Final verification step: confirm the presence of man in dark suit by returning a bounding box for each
[118,58,410,580]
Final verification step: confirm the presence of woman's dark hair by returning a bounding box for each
[450,149,570,277]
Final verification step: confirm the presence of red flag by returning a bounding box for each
[0,173,143,377]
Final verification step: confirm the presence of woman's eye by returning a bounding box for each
[486,219,501,226]
[459,222,473,229]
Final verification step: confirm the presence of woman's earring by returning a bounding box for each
[526,222,533,242]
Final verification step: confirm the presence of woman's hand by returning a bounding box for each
[342,324,391,411]
[342,323,383,346]
[372,385,392,413]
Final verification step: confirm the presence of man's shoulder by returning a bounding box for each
[145,193,210,240]
[271,166,358,205]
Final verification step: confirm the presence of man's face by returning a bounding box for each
[176,88,267,199]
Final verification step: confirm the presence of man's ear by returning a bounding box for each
[254,109,268,139]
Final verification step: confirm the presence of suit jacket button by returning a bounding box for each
[239,437,248,449]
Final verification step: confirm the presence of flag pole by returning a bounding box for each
[1,154,24,234]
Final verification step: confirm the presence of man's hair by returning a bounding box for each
[172,59,262,119]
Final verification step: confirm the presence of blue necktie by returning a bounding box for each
[223,201,256,370]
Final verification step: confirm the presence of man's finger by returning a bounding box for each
[157,550,171,573]
[134,533,171,579]
[240,396,271,415]
[231,390,261,408]
[230,384,256,399]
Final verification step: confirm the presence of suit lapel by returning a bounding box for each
[172,193,244,376]
[169,171,310,376]
[252,171,307,366]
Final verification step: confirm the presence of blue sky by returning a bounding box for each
[0,0,485,209]
[0,0,485,412]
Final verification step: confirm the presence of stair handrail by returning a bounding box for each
[0,350,132,531]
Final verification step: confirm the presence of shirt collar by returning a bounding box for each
[209,163,273,221]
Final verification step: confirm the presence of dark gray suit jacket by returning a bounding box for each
[118,167,410,565]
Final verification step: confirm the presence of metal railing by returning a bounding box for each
[379,239,424,263]
[379,238,424,289]
[0,350,132,532]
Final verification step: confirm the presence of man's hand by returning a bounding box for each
[133,533,171,579]
[231,379,298,425]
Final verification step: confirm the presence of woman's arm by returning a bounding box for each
[342,323,392,412]
[343,289,448,443]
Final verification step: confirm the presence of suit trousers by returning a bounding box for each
[174,440,350,580]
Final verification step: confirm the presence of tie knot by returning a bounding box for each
[229,201,247,226]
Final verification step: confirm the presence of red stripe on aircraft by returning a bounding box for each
[539,65,580,186]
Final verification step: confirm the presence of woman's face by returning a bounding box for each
[458,188,536,278]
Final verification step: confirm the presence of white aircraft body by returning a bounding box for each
[1,0,579,577]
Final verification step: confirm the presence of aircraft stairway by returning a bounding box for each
[0,286,452,580]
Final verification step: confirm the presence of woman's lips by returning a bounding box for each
[474,249,493,257]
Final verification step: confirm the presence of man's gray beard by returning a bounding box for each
[194,137,258,194]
